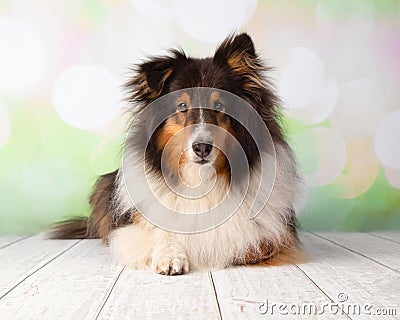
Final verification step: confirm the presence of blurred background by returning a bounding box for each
[0,0,399,234]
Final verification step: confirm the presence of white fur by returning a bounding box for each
[110,143,305,273]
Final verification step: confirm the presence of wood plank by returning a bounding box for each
[369,232,400,244]
[1,233,399,319]
[314,232,400,272]
[0,235,30,249]
[211,265,348,319]
[96,269,219,320]
[0,240,123,320]
[0,234,79,298]
[297,233,400,320]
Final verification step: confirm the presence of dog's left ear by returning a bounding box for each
[214,33,265,89]
[126,50,186,103]
[214,33,256,63]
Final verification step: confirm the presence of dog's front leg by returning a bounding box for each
[109,224,188,274]
[151,230,189,275]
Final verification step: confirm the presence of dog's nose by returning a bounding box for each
[192,142,213,159]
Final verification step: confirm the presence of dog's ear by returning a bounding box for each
[214,33,265,89]
[214,34,282,139]
[126,50,186,103]
[214,33,256,63]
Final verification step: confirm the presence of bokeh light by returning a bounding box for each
[105,3,175,74]
[330,79,386,138]
[330,139,380,198]
[340,170,400,231]
[284,77,338,125]
[374,110,400,169]
[383,167,400,190]
[0,104,11,148]
[0,17,45,91]
[173,0,257,43]
[1,1,399,233]
[52,65,122,131]
[326,41,375,82]
[292,128,346,187]
[279,47,325,110]
[129,0,174,20]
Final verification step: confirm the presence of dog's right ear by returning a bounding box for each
[126,50,186,104]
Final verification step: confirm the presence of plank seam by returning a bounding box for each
[309,232,400,274]
[0,235,34,250]
[208,271,223,320]
[294,264,353,320]
[0,239,82,300]
[94,266,125,320]
[368,233,400,245]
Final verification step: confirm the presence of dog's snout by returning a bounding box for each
[192,142,213,159]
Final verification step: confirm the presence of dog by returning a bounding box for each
[51,33,305,275]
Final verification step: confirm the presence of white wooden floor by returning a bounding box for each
[0,232,399,320]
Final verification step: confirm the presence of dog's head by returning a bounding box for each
[126,33,284,185]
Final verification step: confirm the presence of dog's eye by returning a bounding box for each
[214,101,224,111]
[177,102,188,112]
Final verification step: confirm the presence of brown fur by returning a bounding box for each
[235,221,300,266]
[49,217,92,240]
[86,171,117,242]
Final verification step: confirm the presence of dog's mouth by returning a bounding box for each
[194,159,211,165]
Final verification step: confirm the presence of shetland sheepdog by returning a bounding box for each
[51,33,305,275]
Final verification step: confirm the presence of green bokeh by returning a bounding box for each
[298,169,400,231]
[1,0,399,235]
[0,103,121,234]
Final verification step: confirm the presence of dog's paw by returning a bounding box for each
[151,251,189,275]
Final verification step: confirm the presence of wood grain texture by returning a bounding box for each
[0,240,123,320]
[298,232,400,320]
[369,232,400,244]
[97,269,219,320]
[314,232,400,272]
[1,233,399,319]
[0,235,30,250]
[0,234,79,298]
[211,265,348,319]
